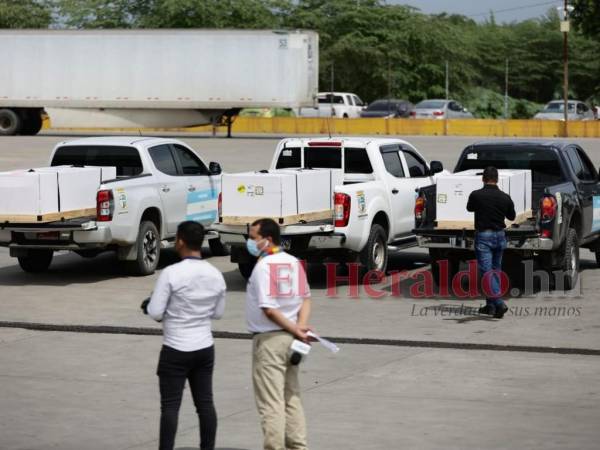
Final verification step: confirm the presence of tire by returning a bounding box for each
[208,237,231,256]
[0,109,22,136]
[595,250,600,268]
[238,261,256,279]
[127,221,160,276]
[559,227,579,291]
[429,249,460,291]
[18,250,53,273]
[20,111,43,136]
[343,113,349,118]
[359,224,388,275]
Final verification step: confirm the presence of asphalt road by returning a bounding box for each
[1,133,599,450]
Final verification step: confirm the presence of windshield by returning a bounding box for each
[543,102,575,112]
[368,101,398,111]
[416,100,446,109]
[318,94,344,104]
[456,146,565,184]
[51,145,143,177]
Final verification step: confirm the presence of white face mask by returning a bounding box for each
[246,238,267,257]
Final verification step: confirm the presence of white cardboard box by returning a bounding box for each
[222,169,338,219]
[222,171,297,217]
[436,169,532,222]
[32,166,104,212]
[0,170,59,216]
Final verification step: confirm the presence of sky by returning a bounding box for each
[394,0,558,22]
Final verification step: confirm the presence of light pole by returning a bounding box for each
[558,1,574,135]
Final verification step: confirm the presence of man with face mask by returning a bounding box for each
[245,218,312,450]
[142,221,226,450]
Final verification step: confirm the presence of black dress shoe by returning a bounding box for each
[478,304,495,315]
[494,304,509,319]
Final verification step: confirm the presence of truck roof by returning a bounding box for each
[279,136,416,148]
[468,140,573,151]
[56,136,176,147]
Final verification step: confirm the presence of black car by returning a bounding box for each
[360,99,414,118]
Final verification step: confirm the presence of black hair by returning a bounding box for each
[176,221,205,251]
[482,166,498,183]
[251,218,281,245]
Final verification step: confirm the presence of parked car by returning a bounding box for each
[297,92,365,118]
[213,137,446,278]
[360,99,414,118]
[533,100,595,121]
[410,99,473,119]
[0,137,227,275]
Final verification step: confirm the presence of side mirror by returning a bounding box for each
[209,162,222,175]
[430,160,444,175]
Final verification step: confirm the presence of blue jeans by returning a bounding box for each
[475,230,507,306]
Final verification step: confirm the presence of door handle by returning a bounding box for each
[188,186,196,192]
[392,189,399,194]
[161,186,170,193]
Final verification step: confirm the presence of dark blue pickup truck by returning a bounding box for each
[414,141,600,291]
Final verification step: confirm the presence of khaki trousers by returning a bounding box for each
[252,331,308,450]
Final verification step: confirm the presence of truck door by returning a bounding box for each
[171,144,218,226]
[379,145,411,238]
[564,146,600,238]
[398,148,435,232]
[147,144,187,234]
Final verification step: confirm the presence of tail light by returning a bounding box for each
[334,192,351,227]
[409,111,416,117]
[96,189,114,222]
[218,192,222,218]
[541,196,557,221]
[433,110,444,116]
[414,195,426,220]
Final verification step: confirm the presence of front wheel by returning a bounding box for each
[0,109,22,136]
[18,250,53,273]
[127,221,160,276]
[359,224,388,274]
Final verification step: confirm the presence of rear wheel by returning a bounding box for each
[359,224,388,275]
[0,109,22,136]
[208,237,231,256]
[560,228,579,291]
[238,261,256,279]
[127,221,160,276]
[18,250,53,273]
[429,249,460,292]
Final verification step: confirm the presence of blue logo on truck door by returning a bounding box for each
[186,189,218,224]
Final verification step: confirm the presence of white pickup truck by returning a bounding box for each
[213,137,445,278]
[297,92,365,118]
[0,136,227,275]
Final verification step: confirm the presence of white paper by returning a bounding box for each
[307,331,340,354]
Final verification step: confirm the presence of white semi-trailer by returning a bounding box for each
[0,29,318,135]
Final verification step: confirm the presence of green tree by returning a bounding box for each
[0,0,52,28]
[571,0,600,39]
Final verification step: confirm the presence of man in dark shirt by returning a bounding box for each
[467,167,516,318]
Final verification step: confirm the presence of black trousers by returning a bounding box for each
[157,344,217,450]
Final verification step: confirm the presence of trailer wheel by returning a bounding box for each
[18,250,53,273]
[238,261,256,279]
[20,111,43,136]
[359,224,388,274]
[0,109,22,136]
[209,237,231,256]
[559,228,579,291]
[127,221,160,276]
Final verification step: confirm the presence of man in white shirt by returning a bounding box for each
[142,221,226,450]
[245,218,312,450]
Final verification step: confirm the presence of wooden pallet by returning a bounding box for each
[0,208,97,224]
[220,209,334,226]
[436,209,533,230]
